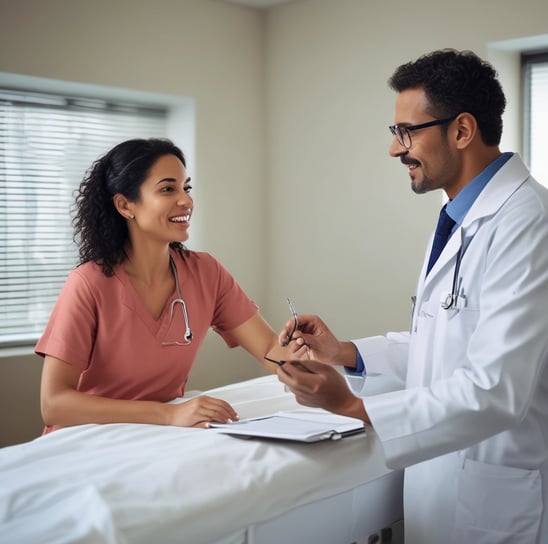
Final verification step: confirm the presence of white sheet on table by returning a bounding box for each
[0,376,391,544]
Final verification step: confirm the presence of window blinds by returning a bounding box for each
[0,89,167,346]
[524,53,548,187]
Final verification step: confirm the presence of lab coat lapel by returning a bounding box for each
[461,154,530,227]
[413,237,456,319]
[422,226,462,289]
[420,154,530,292]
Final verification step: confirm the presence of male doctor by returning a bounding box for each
[277,49,548,544]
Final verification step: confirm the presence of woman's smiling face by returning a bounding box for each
[129,153,194,245]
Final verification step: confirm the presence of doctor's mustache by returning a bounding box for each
[401,156,421,167]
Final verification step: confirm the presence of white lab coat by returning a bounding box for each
[349,154,548,544]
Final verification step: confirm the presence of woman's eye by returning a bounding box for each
[184,185,193,194]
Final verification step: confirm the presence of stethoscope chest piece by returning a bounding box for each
[441,293,457,310]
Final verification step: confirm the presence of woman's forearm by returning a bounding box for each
[41,389,171,428]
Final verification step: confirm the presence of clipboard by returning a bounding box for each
[209,410,365,443]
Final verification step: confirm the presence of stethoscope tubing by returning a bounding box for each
[441,246,463,310]
[169,256,193,342]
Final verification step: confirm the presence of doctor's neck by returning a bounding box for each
[447,145,502,200]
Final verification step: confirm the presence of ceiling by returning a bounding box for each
[221,0,294,8]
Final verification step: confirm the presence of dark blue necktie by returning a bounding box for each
[426,205,456,276]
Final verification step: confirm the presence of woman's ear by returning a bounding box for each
[113,194,135,220]
[454,112,477,150]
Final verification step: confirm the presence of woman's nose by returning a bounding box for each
[177,192,193,206]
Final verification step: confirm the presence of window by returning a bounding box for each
[522,51,548,187]
[0,89,167,347]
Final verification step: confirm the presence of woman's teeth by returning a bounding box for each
[170,214,190,222]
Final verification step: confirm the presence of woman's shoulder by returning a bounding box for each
[66,261,123,294]
[171,248,222,270]
[69,260,114,281]
[171,248,235,284]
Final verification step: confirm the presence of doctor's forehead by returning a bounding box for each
[393,88,431,123]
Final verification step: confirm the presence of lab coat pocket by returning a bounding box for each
[453,458,542,544]
[433,305,480,378]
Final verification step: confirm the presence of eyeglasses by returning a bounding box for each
[389,115,458,149]
[263,356,315,374]
[262,298,298,365]
[286,297,298,343]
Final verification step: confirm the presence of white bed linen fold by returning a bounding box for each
[0,375,396,544]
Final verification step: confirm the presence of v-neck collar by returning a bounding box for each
[115,258,179,339]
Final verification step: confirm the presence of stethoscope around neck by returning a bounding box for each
[411,236,466,333]
[440,233,468,310]
[168,256,193,343]
[440,246,463,310]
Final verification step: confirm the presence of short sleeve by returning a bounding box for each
[208,257,259,346]
[35,267,97,370]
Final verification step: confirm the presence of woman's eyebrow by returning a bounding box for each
[156,176,191,184]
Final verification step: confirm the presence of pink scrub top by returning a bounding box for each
[36,249,258,432]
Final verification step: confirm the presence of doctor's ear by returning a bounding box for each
[112,194,135,221]
[453,112,478,150]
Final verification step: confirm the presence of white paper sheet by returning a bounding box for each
[210,410,365,441]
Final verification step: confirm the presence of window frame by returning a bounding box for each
[521,50,548,184]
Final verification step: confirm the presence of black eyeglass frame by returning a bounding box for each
[389,114,458,149]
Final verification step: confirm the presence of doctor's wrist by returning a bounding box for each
[335,395,371,426]
[334,341,359,368]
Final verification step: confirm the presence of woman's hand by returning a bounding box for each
[41,355,239,430]
[167,395,239,428]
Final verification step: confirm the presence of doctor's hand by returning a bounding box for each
[276,360,370,425]
[279,314,355,367]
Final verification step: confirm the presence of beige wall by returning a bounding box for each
[1,0,548,446]
[263,0,548,338]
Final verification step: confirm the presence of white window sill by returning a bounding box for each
[0,345,36,358]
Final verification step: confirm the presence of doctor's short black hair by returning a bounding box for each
[388,49,506,146]
[73,138,187,276]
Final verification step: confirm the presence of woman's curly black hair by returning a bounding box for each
[73,138,186,276]
[388,49,506,146]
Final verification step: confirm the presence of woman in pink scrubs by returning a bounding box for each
[36,138,302,433]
